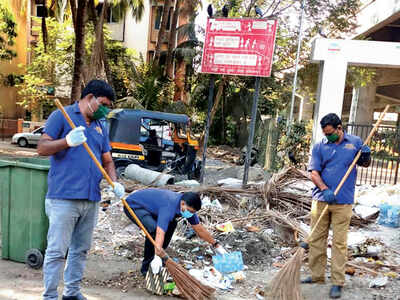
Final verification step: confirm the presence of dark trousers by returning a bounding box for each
[123,207,177,275]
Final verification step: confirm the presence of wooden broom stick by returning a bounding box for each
[54,99,162,251]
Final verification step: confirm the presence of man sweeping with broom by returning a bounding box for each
[124,188,228,277]
[303,113,371,298]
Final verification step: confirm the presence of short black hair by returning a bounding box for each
[320,113,342,129]
[182,192,202,211]
[81,79,116,102]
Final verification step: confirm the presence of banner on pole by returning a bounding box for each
[201,18,278,77]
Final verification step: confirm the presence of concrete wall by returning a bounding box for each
[355,0,400,37]
[0,2,29,119]
[107,1,152,58]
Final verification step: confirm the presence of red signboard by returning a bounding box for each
[201,18,278,77]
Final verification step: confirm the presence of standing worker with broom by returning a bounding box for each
[38,80,125,300]
[124,188,228,276]
[303,113,371,298]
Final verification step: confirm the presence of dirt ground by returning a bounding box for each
[1,240,400,300]
[1,141,400,300]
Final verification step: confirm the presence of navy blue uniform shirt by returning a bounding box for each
[126,188,200,232]
[44,102,111,201]
[308,132,362,204]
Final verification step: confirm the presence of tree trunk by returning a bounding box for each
[70,0,88,103]
[41,1,48,52]
[153,0,171,66]
[88,0,106,80]
[69,0,77,32]
[198,76,226,150]
[165,0,181,78]
[173,59,185,102]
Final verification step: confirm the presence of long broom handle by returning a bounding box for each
[306,104,390,243]
[54,99,164,255]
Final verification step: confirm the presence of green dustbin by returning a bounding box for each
[0,157,50,269]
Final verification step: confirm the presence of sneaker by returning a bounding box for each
[62,293,87,300]
[301,276,325,284]
[329,285,342,299]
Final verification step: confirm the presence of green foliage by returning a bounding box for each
[0,3,17,61]
[16,17,74,113]
[1,72,23,86]
[276,119,313,170]
[105,39,138,100]
[127,55,174,111]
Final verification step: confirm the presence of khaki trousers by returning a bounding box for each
[308,200,353,286]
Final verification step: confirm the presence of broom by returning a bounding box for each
[266,104,391,300]
[54,99,215,300]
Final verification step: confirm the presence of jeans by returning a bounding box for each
[123,207,177,275]
[43,198,99,300]
[308,200,353,286]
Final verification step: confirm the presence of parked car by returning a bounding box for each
[11,126,44,147]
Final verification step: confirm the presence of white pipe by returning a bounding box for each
[125,164,175,186]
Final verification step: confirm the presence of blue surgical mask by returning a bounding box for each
[181,209,194,219]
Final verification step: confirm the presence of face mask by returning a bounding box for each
[326,132,339,143]
[88,97,110,120]
[181,205,194,219]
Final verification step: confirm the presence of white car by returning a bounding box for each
[12,126,44,147]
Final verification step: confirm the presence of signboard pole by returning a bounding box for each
[200,75,215,184]
[243,77,261,185]
[287,0,306,131]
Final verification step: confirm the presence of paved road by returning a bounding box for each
[0,140,40,158]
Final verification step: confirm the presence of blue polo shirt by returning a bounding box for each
[126,188,200,232]
[308,132,362,204]
[44,102,111,202]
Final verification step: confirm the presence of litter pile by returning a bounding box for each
[90,165,400,298]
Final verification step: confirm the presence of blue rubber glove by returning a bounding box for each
[112,182,125,199]
[322,189,336,204]
[361,145,371,153]
[66,126,87,147]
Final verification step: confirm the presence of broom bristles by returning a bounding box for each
[265,247,305,300]
[165,258,215,300]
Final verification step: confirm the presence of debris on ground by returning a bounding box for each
[92,163,400,299]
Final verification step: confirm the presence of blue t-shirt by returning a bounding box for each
[308,132,362,204]
[126,188,200,232]
[44,102,111,201]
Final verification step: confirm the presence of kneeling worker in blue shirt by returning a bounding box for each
[124,188,227,276]
[303,113,371,299]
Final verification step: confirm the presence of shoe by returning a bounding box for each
[329,285,342,299]
[301,276,324,284]
[62,294,87,300]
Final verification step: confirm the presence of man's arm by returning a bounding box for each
[154,226,166,256]
[102,152,117,181]
[310,170,329,191]
[191,223,217,246]
[37,133,69,156]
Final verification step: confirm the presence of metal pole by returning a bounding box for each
[287,0,306,131]
[243,77,261,185]
[200,75,215,184]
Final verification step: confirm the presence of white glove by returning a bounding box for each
[150,255,162,274]
[215,245,228,255]
[112,182,125,199]
[66,126,87,147]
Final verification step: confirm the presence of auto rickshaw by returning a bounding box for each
[107,109,201,179]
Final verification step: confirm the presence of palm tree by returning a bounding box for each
[153,0,172,66]
[70,0,88,102]
[165,0,182,79]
